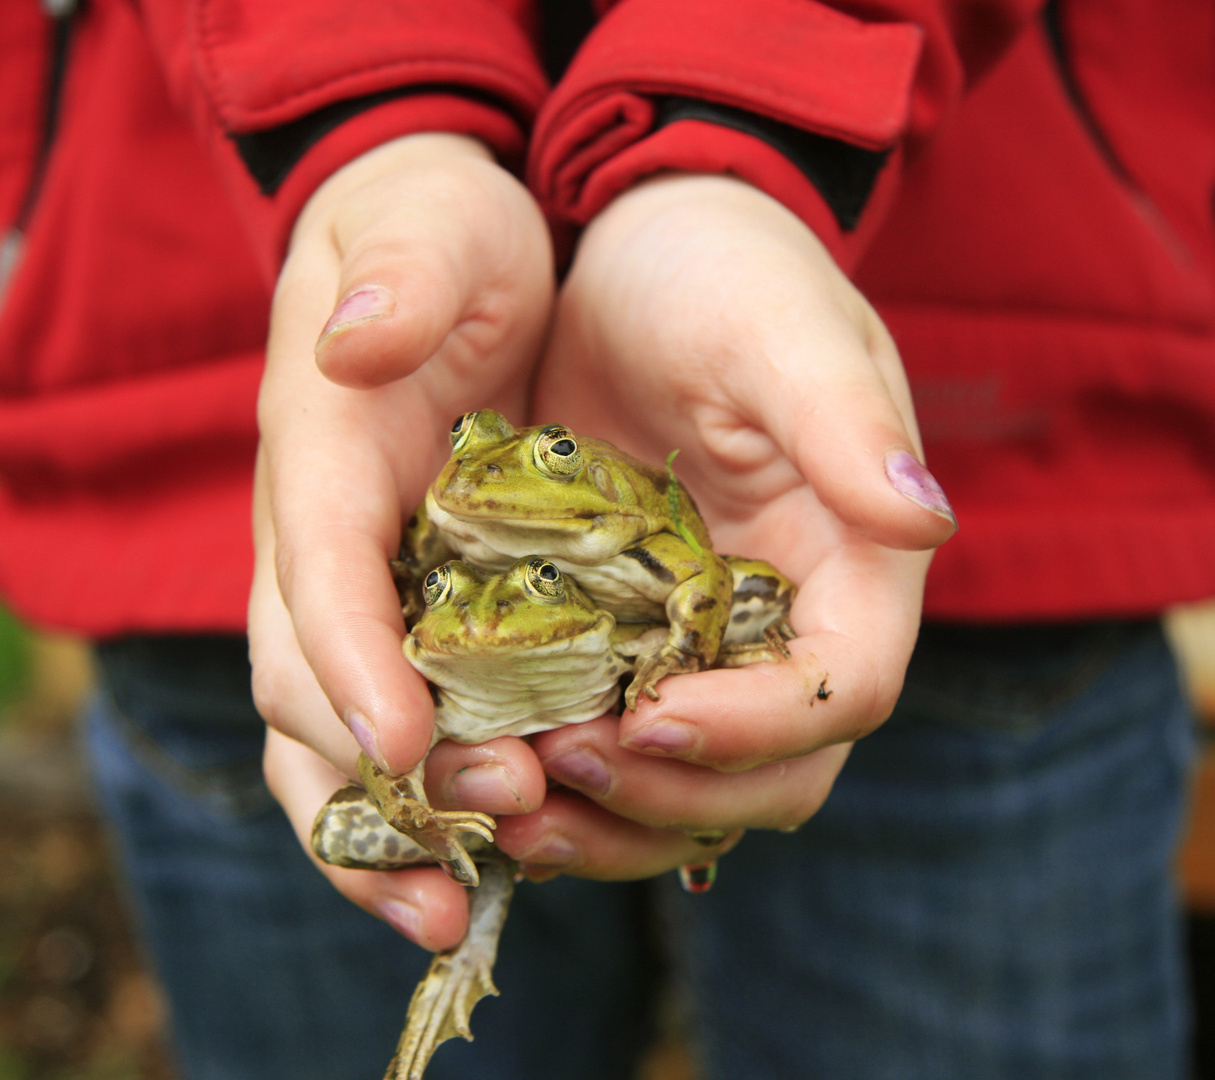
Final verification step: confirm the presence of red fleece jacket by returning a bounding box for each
[0,0,1212,635]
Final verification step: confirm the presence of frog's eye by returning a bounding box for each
[525,558,564,600]
[533,426,583,477]
[449,412,478,452]
[423,565,453,607]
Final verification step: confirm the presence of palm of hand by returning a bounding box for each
[529,173,949,770]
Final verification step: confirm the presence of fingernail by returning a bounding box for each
[884,449,957,525]
[621,719,698,757]
[542,749,612,797]
[317,285,396,345]
[377,897,424,943]
[346,711,390,774]
[451,764,523,811]
[516,832,579,867]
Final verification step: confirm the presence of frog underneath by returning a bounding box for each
[352,554,795,888]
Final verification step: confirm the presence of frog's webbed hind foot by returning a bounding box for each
[388,859,516,1080]
[357,754,496,887]
[624,647,703,710]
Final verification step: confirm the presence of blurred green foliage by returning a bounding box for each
[0,605,32,709]
[0,1047,31,1080]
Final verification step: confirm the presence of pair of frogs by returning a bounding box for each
[310,409,797,1080]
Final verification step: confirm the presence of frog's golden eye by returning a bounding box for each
[533,426,583,477]
[449,412,478,452]
[423,565,453,607]
[525,558,564,600]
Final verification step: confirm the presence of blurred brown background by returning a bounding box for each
[1,603,1213,1080]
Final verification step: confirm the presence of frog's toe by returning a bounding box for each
[434,809,497,846]
[765,618,796,651]
[625,649,702,710]
[439,847,481,888]
[405,810,498,888]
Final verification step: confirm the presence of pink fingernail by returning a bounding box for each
[517,832,579,866]
[621,719,698,757]
[452,764,523,811]
[542,749,612,797]
[346,711,389,773]
[884,450,957,525]
[317,285,395,344]
[377,898,424,942]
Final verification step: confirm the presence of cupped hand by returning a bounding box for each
[249,133,555,946]
[512,172,956,871]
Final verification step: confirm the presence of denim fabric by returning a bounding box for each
[667,620,1194,1080]
[84,622,1193,1080]
[85,636,655,1080]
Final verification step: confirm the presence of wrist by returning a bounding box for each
[289,133,496,250]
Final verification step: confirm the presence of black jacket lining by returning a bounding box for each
[231,84,516,196]
[653,96,888,231]
[540,0,596,83]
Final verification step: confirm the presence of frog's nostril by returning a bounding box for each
[496,600,513,614]
[484,464,504,476]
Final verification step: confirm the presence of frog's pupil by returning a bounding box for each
[551,439,576,456]
[425,570,441,588]
[451,415,468,434]
[539,564,558,581]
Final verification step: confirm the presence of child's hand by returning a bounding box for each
[504,173,955,876]
[249,133,554,947]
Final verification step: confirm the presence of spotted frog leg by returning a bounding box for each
[310,786,511,1080]
[387,855,515,1080]
[358,752,496,888]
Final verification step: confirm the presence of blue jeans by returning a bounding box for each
[85,621,1193,1080]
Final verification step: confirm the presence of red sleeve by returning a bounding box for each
[134,0,549,278]
[528,0,1042,271]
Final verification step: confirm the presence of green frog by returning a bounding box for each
[397,410,737,710]
[312,555,795,1080]
[356,554,794,889]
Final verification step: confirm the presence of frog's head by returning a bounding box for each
[429,410,655,534]
[409,556,606,656]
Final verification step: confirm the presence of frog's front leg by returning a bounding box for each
[387,854,515,1080]
[620,534,733,709]
[357,753,496,887]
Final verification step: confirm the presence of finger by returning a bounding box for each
[732,290,956,553]
[493,789,741,882]
[263,727,471,951]
[308,140,552,390]
[247,538,363,776]
[532,715,850,831]
[424,736,548,817]
[253,447,436,775]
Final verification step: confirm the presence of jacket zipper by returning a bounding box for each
[0,0,78,304]
[1041,0,1191,266]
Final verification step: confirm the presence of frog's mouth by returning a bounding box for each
[432,497,646,527]
[407,612,618,662]
[430,498,645,534]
